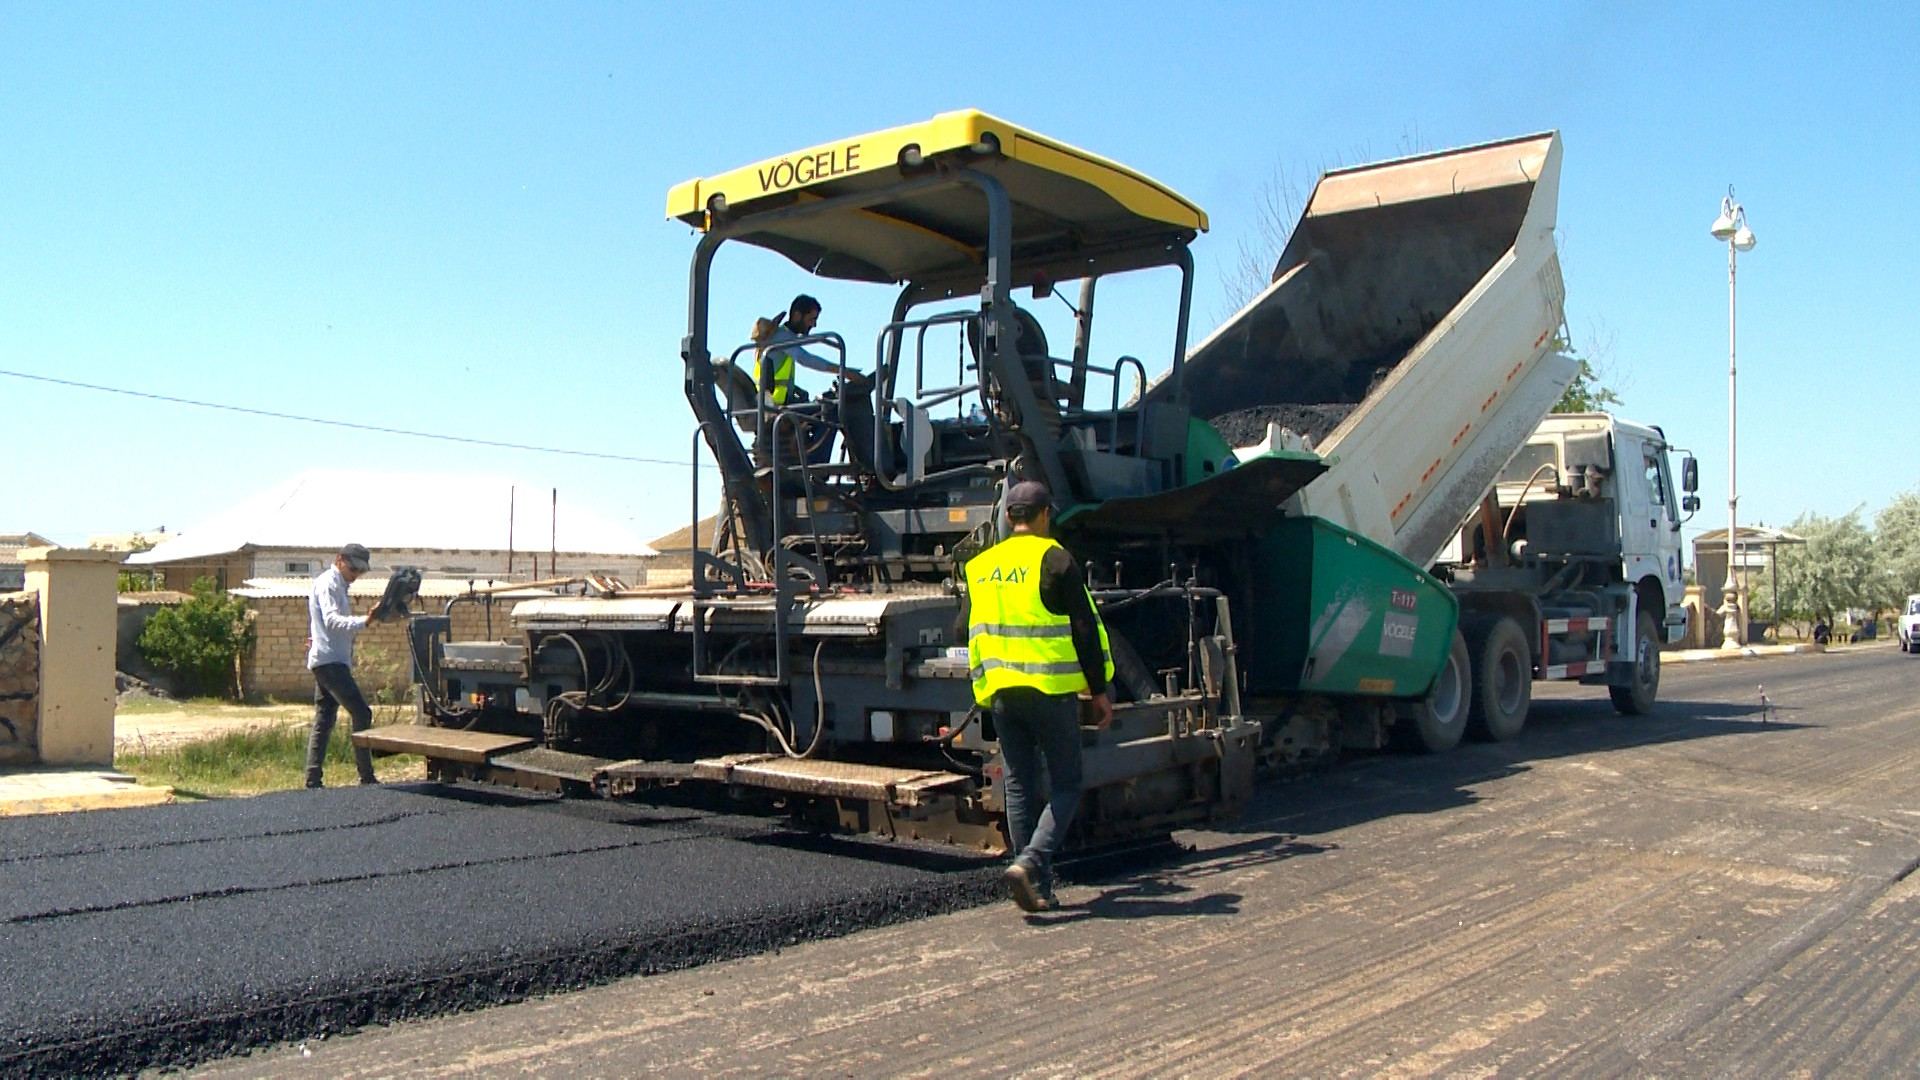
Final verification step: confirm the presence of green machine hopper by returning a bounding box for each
[1061,425,1456,707]
[1242,515,1457,700]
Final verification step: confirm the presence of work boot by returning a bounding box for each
[1036,866,1061,912]
[1003,856,1047,913]
[304,768,324,790]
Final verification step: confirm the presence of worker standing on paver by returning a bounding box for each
[964,481,1114,912]
[304,543,385,789]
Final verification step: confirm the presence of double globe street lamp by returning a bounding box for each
[1710,188,1757,648]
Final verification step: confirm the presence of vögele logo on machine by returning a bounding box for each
[757,143,864,193]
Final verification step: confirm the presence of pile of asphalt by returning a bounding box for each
[0,784,1001,1077]
[1209,403,1357,448]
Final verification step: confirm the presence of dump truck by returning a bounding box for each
[1168,138,1701,747]
[359,112,1692,852]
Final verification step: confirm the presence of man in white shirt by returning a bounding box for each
[304,543,387,789]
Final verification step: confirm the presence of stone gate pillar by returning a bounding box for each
[21,547,124,766]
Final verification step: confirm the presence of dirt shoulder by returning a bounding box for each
[114,698,312,754]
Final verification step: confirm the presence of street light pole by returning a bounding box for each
[1710,188,1756,648]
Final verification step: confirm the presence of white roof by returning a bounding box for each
[128,470,658,565]
[228,576,558,601]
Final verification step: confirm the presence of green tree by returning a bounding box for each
[137,577,255,698]
[1876,489,1920,599]
[1768,510,1878,630]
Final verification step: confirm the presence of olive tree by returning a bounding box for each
[1876,489,1920,598]
[1766,511,1879,632]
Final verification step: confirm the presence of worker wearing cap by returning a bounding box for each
[757,294,836,408]
[963,481,1115,912]
[303,543,389,789]
[755,294,875,469]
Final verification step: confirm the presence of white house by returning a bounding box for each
[126,471,658,592]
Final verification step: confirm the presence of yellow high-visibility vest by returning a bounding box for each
[755,346,794,406]
[966,533,1113,706]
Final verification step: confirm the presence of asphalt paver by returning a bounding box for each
[0,783,999,1077]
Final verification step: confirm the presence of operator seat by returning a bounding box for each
[712,358,760,434]
[966,305,1066,429]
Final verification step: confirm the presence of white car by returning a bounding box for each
[1901,594,1920,654]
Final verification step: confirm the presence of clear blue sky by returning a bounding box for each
[4,2,1914,553]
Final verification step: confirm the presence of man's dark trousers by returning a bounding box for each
[992,686,1083,883]
[307,662,377,787]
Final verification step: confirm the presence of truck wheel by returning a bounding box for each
[1466,615,1531,742]
[1610,609,1661,715]
[1404,628,1470,753]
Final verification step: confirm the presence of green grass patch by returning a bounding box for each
[117,723,422,798]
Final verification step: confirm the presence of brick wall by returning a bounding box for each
[239,595,520,701]
[0,593,41,765]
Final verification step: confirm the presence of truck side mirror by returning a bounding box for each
[1030,273,1053,300]
[1682,495,1702,512]
[1681,455,1699,493]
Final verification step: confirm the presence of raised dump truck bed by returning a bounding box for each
[1160,132,1577,569]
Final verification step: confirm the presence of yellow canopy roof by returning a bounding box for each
[665,110,1208,287]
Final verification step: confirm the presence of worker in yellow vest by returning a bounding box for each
[752,294,875,468]
[755,295,834,408]
[963,480,1114,912]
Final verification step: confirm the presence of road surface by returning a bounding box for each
[195,646,1920,1077]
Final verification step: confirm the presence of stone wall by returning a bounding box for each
[240,596,521,701]
[0,593,39,766]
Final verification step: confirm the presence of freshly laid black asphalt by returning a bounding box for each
[0,783,1001,1077]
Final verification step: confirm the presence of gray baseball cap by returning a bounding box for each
[339,543,371,571]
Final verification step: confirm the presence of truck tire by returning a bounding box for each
[1610,609,1661,715]
[1404,628,1470,753]
[1465,614,1531,742]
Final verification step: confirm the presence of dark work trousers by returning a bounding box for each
[307,662,377,787]
[992,687,1084,881]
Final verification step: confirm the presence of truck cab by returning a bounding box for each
[1450,413,1696,645]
